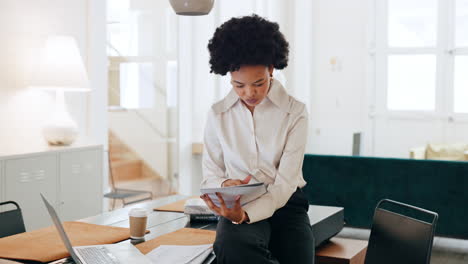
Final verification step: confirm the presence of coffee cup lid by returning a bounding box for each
[129,208,148,217]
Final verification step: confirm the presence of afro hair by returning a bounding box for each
[207,14,289,75]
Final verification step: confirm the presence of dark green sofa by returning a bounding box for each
[302,154,468,239]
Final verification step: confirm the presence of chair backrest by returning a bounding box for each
[364,199,438,264]
[0,201,26,238]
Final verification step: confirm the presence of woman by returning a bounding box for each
[200,14,314,264]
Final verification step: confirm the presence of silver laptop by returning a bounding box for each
[41,194,151,264]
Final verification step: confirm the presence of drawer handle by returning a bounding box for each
[33,169,45,180]
[71,164,82,174]
[19,172,31,182]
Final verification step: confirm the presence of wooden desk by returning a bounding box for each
[0,195,365,264]
[316,237,367,264]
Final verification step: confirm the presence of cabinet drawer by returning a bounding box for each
[59,148,103,221]
[5,155,58,231]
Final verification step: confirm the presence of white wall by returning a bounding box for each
[308,0,370,156]
[87,1,108,152]
[0,0,107,153]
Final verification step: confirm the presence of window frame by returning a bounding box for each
[374,0,468,121]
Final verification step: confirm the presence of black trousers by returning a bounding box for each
[213,189,315,264]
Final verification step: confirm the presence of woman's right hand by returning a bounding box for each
[222,175,252,187]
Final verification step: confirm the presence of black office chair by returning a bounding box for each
[104,155,153,210]
[364,199,438,264]
[0,201,26,238]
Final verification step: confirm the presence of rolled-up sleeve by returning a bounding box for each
[201,109,228,188]
[243,106,308,223]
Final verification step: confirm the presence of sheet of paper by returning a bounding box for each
[146,244,213,264]
[200,183,267,208]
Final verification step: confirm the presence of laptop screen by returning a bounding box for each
[40,194,82,263]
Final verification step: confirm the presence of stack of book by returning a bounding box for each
[184,198,219,222]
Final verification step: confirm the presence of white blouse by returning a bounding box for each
[201,78,308,223]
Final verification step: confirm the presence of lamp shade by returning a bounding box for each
[29,35,90,91]
[169,0,214,16]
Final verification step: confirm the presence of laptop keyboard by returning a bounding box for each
[76,247,120,264]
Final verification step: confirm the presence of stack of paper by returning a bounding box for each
[146,244,214,264]
[200,182,267,208]
[184,198,213,215]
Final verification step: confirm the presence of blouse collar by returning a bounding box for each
[213,78,291,114]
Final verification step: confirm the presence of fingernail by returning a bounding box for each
[235,195,240,200]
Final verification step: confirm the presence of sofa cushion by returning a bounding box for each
[426,143,468,161]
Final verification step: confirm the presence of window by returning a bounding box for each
[455,0,468,46]
[377,0,468,114]
[454,56,468,113]
[388,0,437,48]
[387,55,436,111]
[454,0,468,113]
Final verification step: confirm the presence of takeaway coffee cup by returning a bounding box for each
[129,208,148,239]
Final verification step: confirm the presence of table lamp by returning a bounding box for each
[29,35,90,146]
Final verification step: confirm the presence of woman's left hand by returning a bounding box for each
[200,193,245,223]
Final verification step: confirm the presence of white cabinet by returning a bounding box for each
[1,145,103,231]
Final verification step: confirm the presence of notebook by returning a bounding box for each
[200,182,267,208]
